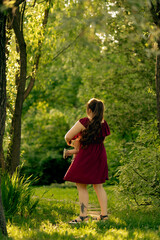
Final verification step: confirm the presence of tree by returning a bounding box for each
[150,0,160,135]
[6,2,27,173]
[112,0,160,204]
[117,0,160,133]
[0,0,8,236]
[5,0,50,174]
[19,0,155,182]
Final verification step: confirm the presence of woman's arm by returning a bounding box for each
[65,121,85,145]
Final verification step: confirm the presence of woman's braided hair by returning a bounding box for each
[80,98,104,148]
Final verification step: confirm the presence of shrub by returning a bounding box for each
[21,105,70,184]
[1,170,38,218]
[118,120,160,206]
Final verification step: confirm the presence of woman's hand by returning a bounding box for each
[65,137,72,146]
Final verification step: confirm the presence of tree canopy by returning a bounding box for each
[0,0,159,205]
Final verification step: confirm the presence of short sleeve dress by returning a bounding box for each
[63,117,110,184]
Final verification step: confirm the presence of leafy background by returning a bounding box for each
[3,0,160,205]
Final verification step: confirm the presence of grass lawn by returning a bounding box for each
[0,183,160,240]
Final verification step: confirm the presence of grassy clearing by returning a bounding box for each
[0,183,160,240]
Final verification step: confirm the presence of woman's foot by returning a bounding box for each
[99,214,108,220]
[69,216,89,224]
[93,214,108,221]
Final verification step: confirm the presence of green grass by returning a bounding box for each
[0,183,160,240]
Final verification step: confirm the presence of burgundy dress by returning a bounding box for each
[64,117,110,184]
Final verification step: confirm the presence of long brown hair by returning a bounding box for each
[80,98,104,147]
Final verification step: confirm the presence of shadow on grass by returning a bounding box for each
[67,205,160,240]
[92,207,160,240]
[0,231,13,240]
[5,185,160,240]
[6,206,160,240]
[10,198,77,229]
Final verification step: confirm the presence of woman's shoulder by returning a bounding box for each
[79,117,90,127]
[102,119,110,136]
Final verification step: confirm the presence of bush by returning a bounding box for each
[1,170,38,218]
[118,120,160,206]
[21,105,70,184]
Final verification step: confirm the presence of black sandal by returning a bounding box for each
[100,214,108,220]
[93,214,108,221]
[69,216,89,224]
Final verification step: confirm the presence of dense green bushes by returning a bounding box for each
[21,105,70,184]
[10,0,157,189]
[118,120,160,205]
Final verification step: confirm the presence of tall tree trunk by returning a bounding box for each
[0,178,7,236]
[156,40,160,135]
[6,6,27,174]
[150,0,160,135]
[0,1,8,235]
[6,1,50,174]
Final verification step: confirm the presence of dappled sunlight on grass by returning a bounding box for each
[40,220,54,234]
[104,228,128,240]
[6,220,160,240]
[1,185,160,240]
[110,215,127,226]
[7,223,30,239]
[132,229,160,240]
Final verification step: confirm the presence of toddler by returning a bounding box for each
[63,134,81,161]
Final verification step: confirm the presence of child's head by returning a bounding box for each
[87,98,104,121]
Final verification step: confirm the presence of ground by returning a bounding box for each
[1,183,160,240]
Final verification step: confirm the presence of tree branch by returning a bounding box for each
[23,1,50,100]
[20,1,26,32]
[156,0,160,10]
[32,0,37,7]
[52,29,85,61]
[150,0,158,25]
[23,76,35,100]
[6,100,14,115]
[14,0,26,7]
[132,168,148,182]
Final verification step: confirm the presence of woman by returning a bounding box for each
[64,98,110,223]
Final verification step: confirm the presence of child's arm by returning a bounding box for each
[64,148,79,158]
[66,149,79,155]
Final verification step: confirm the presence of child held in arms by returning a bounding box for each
[63,134,81,161]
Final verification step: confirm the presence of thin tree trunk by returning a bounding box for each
[0,150,5,171]
[0,178,7,236]
[6,2,50,173]
[150,1,160,135]
[156,40,160,135]
[0,4,6,171]
[6,6,27,174]
[0,1,8,235]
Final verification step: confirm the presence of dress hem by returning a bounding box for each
[63,178,108,184]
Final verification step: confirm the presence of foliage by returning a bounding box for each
[19,0,156,185]
[1,170,38,219]
[21,104,70,184]
[3,0,158,184]
[118,120,160,206]
[104,133,123,184]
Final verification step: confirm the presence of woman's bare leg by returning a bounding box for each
[76,183,89,217]
[93,184,108,216]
